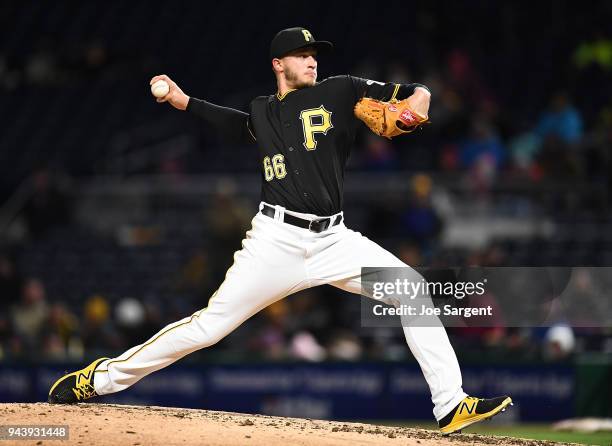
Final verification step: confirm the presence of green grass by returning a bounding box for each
[375,421,612,445]
[457,423,611,445]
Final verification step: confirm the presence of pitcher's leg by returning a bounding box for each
[396,326,466,420]
[94,218,308,395]
[311,228,466,420]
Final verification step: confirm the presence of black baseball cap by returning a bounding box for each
[270,27,333,59]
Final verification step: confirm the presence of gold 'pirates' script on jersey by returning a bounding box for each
[248,75,407,216]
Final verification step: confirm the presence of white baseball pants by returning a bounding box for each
[94,202,467,420]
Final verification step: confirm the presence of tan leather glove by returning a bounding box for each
[354,97,429,139]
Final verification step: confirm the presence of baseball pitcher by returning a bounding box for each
[49,27,512,434]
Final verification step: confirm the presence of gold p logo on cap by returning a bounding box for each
[302,29,313,42]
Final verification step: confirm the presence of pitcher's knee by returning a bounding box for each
[190,317,230,348]
[386,270,432,308]
[203,328,227,347]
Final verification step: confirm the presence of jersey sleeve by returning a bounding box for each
[186,98,256,145]
[349,75,429,103]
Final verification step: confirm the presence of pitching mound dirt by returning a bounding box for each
[0,403,570,446]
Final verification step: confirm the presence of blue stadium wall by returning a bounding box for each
[0,362,584,422]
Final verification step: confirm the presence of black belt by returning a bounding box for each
[261,204,342,233]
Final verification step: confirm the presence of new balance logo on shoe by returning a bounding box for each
[459,400,476,415]
[76,369,94,383]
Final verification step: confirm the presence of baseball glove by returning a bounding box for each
[354,97,429,139]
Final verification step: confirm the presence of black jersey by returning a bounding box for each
[249,75,422,215]
[187,75,426,215]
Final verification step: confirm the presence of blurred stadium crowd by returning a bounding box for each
[0,1,610,363]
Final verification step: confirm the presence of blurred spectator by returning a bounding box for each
[509,131,541,172]
[495,328,538,358]
[115,297,149,345]
[544,324,576,360]
[42,302,81,360]
[248,300,290,360]
[327,330,363,361]
[206,180,251,282]
[11,278,49,353]
[534,92,583,145]
[532,93,584,178]
[458,117,506,195]
[459,118,506,171]
[398,174,442,248]
[452,289,507,349]
[284,293,329,361]
[289,331,326,362]
[117,225,162,247]
[555,268,610,327]
[81,295,122,351]
[573,32,612,71]
[572,31,612,119]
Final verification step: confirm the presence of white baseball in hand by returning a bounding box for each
[151,80,170,98]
